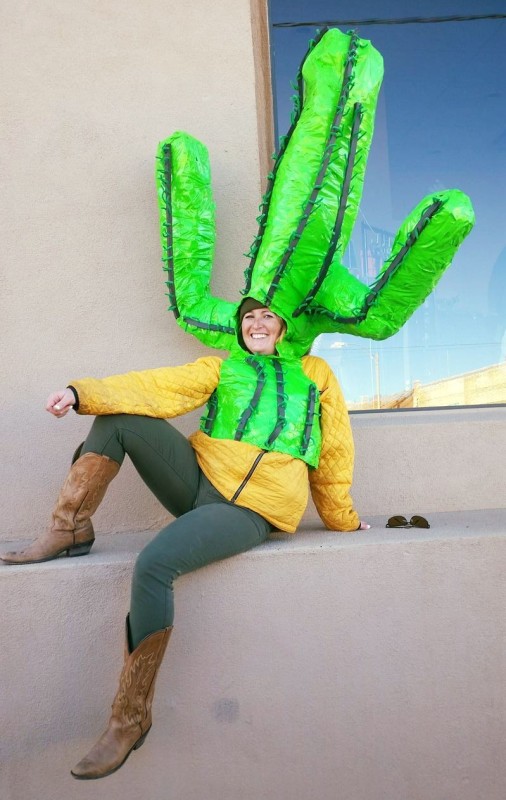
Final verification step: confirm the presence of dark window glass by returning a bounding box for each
[269,2,506,408]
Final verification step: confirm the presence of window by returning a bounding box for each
[269,1,506,408]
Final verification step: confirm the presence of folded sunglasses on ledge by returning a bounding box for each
[386,515,430,529]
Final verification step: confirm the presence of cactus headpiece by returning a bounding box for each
[156,28,474,359]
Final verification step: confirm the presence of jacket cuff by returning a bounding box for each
[67,385,80,412]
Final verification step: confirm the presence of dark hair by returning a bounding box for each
[238,297,266,324]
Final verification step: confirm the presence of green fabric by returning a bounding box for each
[155,27,474,356]
[81,414,200,516]
[201,352,321,467]
[155,133,238,351]
[131,501,270,646]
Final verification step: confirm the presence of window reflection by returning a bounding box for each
[270,2,506,408]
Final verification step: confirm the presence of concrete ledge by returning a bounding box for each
[1,510,505,800]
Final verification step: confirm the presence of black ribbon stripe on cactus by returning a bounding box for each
[183,317,236,335]
[307,198,446,325]
[306,308,369,323]
[202,391,219,435]
[264,33,360,306]
[266,361,287,446]
[160,144,180,319]
[234,358,267,441]
[300,384,318,455]
[364,199,444,302]
[293,102,363,317]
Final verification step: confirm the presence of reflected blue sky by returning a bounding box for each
[270,2,506,404]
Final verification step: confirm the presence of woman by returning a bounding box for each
[1,298,368,780]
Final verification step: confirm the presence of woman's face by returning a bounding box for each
[241,307,285,355]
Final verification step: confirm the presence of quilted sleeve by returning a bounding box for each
[308,361,360,532]
[70,357,222,418]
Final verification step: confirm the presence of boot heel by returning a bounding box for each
[68,541,94,557]
[133,727,151,750]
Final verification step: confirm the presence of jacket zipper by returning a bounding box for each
[231,451,266,503]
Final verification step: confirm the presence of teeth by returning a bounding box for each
[251,333,267,338]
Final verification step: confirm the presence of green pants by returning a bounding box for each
[81,415,271,647]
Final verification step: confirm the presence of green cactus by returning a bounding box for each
[155,27,474,358]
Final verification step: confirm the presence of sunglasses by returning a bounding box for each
[386,515,430,529]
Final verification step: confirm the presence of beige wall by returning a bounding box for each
[0,0,269,541]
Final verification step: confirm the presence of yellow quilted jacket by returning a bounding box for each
[71,355,359,533]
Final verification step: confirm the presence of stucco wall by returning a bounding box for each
[2,516,505,800]
[0,0,266,541]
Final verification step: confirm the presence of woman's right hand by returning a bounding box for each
[46,388,75,418]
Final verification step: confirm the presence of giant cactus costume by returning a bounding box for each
[155,28,474,354]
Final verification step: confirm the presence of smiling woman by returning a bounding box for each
[239,297,286,355]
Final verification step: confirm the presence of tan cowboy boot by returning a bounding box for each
[71,621,172,780]
[0,453,119,564]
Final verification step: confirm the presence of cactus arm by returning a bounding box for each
[307,189,475,339]
[156,132,237,350]
[246,29,383,324]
